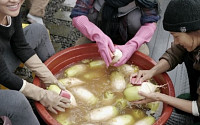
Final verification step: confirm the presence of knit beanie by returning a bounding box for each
[163,0,200,32]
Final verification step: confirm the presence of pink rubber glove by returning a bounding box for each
[72,15,115,67]
[114,23,156,67]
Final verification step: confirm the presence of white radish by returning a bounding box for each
[64,64,87,77]
[70,86,98,105]
[86,106,119,122]
[139,82,160,94]
[106,114,135,125]
[89,60,106,68]
[58,77,85,88]
[83,71,104,80]
[110,71,126,92]
[117,64,139,76]
[112,49,123,63]
[134,116,155,125]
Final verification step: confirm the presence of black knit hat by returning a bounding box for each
[163,0,200,32]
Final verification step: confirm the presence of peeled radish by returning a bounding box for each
[64,64,87,77]
[106,114,135,125]
[89,60,106,68]
[110,71,126,92]
[112,49,123,63]
[86,106,119,122]
[134,116,155,125]
[139,82,160,94]
[58,78,84,88]
[70,86,98,105]
[83,71,104,80]
[117,64,139,76]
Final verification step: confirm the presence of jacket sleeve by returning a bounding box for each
[10,14,35,63]
[70,0,95,18]
[0,50,23,90]
[136,0,160,24]
[159,43,187,71]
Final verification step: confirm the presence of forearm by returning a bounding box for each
[72,15,105,42]
[24,54,57,84]
[157,93,192,114]
[24,54,66,89]
[151,59,170,76]
[127,23,156,49]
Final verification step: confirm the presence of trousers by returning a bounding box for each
[7,23,55,72]
[0,90,40,125]
[25,0,49,17]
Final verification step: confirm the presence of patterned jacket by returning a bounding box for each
[70,0,160,25]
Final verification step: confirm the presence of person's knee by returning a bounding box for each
[127,8,142,35]
[7,91,31,114]
[0,90,31,116]
[29,23,48,34]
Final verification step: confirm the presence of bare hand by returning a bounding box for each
[130,70,155,84]
[130,91,160,105]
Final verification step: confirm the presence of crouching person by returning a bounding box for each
[0,0,70,124]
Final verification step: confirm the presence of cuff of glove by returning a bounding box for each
[19,80,27,92]
[192,101,199,116]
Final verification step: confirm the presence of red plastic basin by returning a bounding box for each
[33,43,175,125]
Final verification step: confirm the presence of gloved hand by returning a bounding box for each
[24,54,65,90]
[20,80,70,114]
[72,15,115,67]
[114,23,157,67]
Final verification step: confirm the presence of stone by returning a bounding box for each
[53,10,72,21]
[46,22,71,37]
[63,0,76,7]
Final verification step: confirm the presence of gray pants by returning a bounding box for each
[0,23,55,124]
[7,23,55,72]
[0,90,40,125]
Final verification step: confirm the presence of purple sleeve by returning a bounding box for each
[136,0,160,24]
[70,0,95,18]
